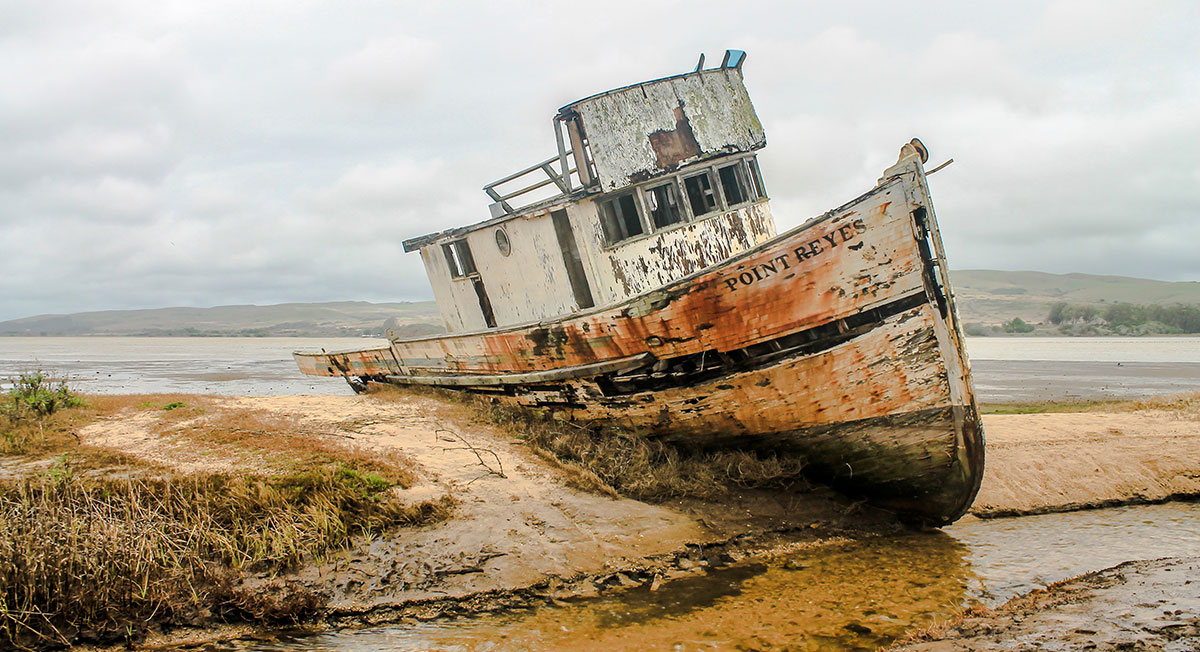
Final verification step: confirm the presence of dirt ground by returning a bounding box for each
[75,392,896,620]
[72,392,1200,646]
[973,409,1200,517]
[888,556,1200,651]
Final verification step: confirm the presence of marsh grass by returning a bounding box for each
[0,383,453,649]
[511,415,810,501]
[1115,391,1200,417]
[981,390,1200,416]
[0,472,453,649]
[368,384,809,502]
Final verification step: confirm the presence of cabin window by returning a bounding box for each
[599,191,644,245]
[494,228,511,256]
[747,158,767,199]
[683,171,719,218]
[645,181,683,229]
[717,162,751,206]
[442,239,477,278]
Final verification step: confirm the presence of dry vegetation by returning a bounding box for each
[0,375,452,650]
[370,384,811,502]
[1114,391,1200,416]
[982,390,1200,416]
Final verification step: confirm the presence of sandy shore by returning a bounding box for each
[74,392,901,621]
[972,407,1200,517]
[65,391,1200,648]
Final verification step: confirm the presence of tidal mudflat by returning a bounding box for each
[0,387,1191,651]
[3,337,1199,650]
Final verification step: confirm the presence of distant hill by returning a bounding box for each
[2,271,1197,336]
[0,301,443,337]
[949,270,1200,326]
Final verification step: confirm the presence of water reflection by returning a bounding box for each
[945,502,1200,602]
[209,532,973,652]
[208,503,1200,652]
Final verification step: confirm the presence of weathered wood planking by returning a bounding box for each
[294,345,401,378]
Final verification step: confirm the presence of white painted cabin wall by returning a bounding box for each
[568,199,778,306]
[462,212,578,327]
[422,200,777,331]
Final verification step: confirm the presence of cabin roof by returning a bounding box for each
[558,70,708,117]
[558,49,746,114]
[402,51,753,253]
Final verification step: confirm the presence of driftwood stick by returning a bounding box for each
[434,425,506,478]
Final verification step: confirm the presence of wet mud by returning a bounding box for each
[70,392,1200,651]
[889,556,1200,651]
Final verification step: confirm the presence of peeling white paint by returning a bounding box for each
[574,69,765,190]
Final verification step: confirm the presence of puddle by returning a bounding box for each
[206,502,1200,652]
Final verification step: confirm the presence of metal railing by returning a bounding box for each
[483,152,577,216]
[482,115,600,216]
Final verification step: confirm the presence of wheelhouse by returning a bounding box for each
[402,51,777,333]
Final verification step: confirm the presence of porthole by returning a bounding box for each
[495,228,511,256]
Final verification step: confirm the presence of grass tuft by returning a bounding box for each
[0,470,453,649]
[0,386,455,649]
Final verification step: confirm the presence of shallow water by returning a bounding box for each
[1,336,1198,402]
[965,335,1200,363]
[0,337,383,396]
[967,336,1200,401]
[207,502,1200,652]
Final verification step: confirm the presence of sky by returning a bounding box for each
[1,0,1197,321]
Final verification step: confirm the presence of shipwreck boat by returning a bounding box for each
[296,51,985,525]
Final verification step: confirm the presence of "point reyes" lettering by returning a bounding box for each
[722,218,867,292]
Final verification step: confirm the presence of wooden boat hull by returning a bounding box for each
[295,152,984,524]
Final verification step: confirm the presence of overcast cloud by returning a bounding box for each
[1,0,1197,320]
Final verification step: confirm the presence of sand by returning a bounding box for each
[972,409,1200,517]
[70,391,1200,644]
[76,392,893,618]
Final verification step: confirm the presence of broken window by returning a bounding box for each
[683,171,719,218]
[442,239,477,278]
[599,191,644,245]
[645,181,683,229]
[718,162,751,206]
[747,158,767,199]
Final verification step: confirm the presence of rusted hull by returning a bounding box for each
[296,156,984,524]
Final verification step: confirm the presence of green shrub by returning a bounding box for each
[2,373,86,454]
[1002,317,1035,333]
[963,323,990,336]
[5,371,83,418]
